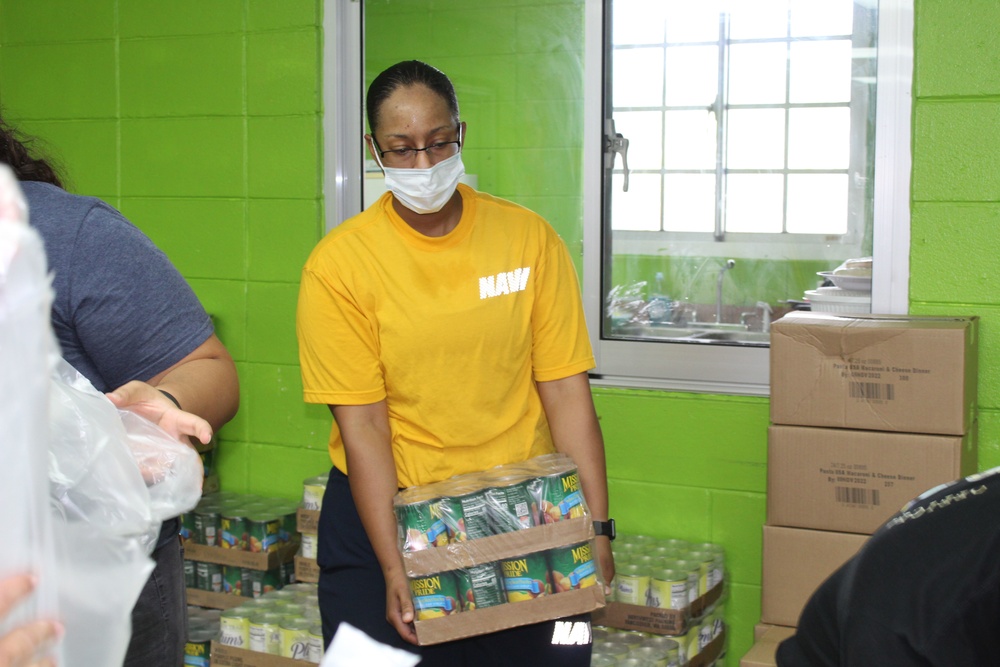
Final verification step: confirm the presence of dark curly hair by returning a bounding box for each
[366,60,460,135]
[0,114,64,188]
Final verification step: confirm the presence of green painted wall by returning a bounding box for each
[2,1,998,664]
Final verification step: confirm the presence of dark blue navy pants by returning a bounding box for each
[317,467,592,666]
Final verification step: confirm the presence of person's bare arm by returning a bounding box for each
[332,401,418,645]
[107,334,239,444]
[536,371,615,590]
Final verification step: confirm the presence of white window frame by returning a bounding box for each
[582,0,913,396]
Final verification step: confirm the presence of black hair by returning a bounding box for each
[0,113,64,188]
[366,60,460,135]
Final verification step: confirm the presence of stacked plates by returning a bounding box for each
[805,286,871,313]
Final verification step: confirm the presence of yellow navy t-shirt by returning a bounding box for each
[297,185,594,488]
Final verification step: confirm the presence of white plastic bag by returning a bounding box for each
[0,164,62,666]
[49,358,205,552]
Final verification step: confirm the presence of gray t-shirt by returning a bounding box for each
[23,181,213,392]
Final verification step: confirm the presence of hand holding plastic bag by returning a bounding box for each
[49,358,204,554]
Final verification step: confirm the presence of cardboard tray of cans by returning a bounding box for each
[186,588,249,611]
[210,642,313,666]
[185,540,299,571]
[593,581,724,636]
[397,454,607,645]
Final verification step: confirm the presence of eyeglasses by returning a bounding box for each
[371,132,462,167]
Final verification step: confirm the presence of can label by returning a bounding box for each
[184,559,196,589]
[223,565,243,597]
[220,513,248,550]
[409,573,461,619]
[194,510,219,546]
[248,516,282,553]
[302,483,325,511]
[248,614,281,654]
[548,542,597,592]
[279,624,310,659]
[397,499,449,551]
[539,469,585,523]
[452,489,491,540]
[219,614,249,647]
[179,512,197,544]
[248,568,283,598]
[455,563,506,611]
[196,562,222,593]
[614,571,649,605]
[307,628,324,662]
[485,478,536,533]
[501,553,551,602]
[649,572,688,610]
[301,532,318,560]
[183,640,211,667]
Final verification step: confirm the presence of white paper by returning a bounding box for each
[321,623,422,667]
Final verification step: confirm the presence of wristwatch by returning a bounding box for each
[593,518,616,541]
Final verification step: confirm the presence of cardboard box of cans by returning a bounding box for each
[593,623,726,667]
[767,424,977,534]
[770,313,978,436]
[594,533,726,637]
[210,584,323,664]
[394,454,607,645]
[210,644,313,667]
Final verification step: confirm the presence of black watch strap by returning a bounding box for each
[593,518,616,541]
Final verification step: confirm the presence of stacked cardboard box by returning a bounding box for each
[742,313,979,662]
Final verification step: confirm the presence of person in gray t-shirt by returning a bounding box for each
[1,116,240,667]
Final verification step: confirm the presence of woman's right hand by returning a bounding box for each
[0,574,61,667]
[385,569,419,646]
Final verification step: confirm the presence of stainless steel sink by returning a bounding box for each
[687,330,771,344]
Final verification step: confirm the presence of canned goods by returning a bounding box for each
[649,569,689,610]
[483,471,537,533]
[683,621,700,662]
[300,532,318,560]
[179,512,197,545]
[597,641,630,662]
[409,572,461,619]
[223,565,244,597]
[219,607,251,648]
[248,568,283,598]
[307,624,324,662]
[302,474,328,511]
[278,617,312,659]
[281,560,296,586]
[501,552,551,602]
[699,611,724,649]
[455,563,506,611]
[396,489,449,552]
[248,611,282,654]
[548,542,598,593]
[642,636,682,667]
[184,559,195,589]
[194,506,220,546]
[446,483,492,541]
[247,512,282,554]
[614,563,650,605]
[195,562,222,593]
[221,508,249,550]
[684,550,715,596]
[669,559,701,605]
[538,465,585,524]
[184,626,214,666]
[276,503,299,544]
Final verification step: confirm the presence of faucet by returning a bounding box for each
[740,301,774,333]
[715,259,736,323]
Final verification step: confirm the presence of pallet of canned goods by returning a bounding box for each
[392,454,607,645]
[210,583,325,666]
[593,534,727,638]
[592,617,727,667]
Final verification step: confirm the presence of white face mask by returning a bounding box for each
[373,135,466,215]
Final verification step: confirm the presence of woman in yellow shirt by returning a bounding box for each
[297,60,613,666]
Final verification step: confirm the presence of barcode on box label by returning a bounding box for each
[835,486,880,506]
[849,382,895,401]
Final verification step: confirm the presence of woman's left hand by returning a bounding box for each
[106,381,213,446]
